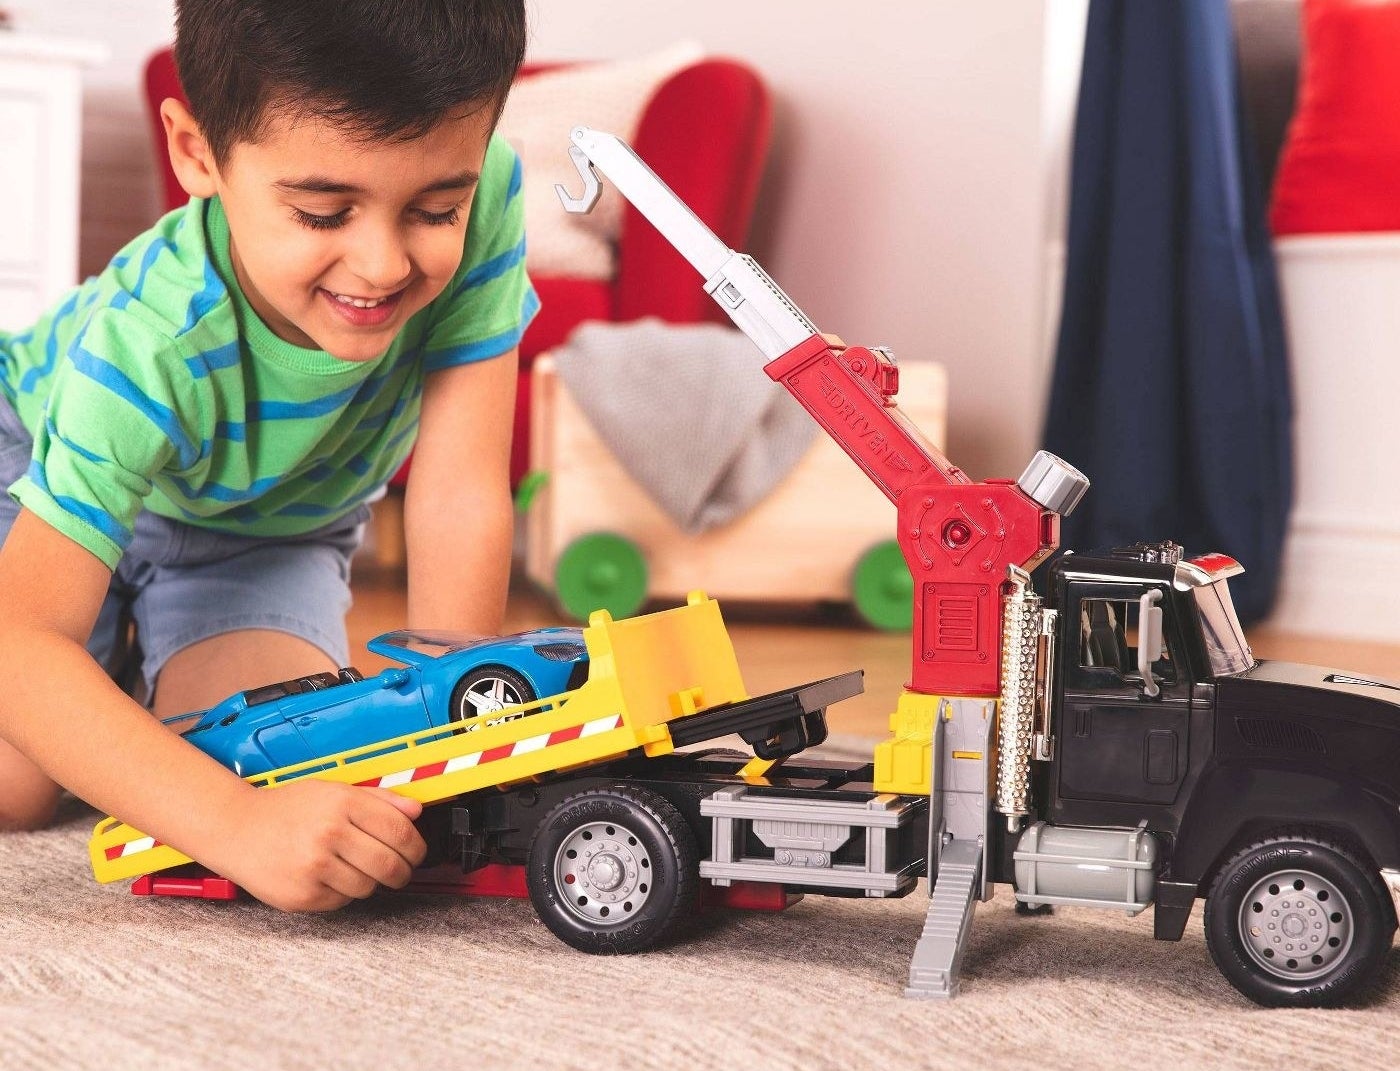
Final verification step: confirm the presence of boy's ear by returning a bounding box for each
[160,97,220,199]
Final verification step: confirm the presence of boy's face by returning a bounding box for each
[208,104,494,362]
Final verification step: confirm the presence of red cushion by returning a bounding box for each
[617,60,771,325]
[146,50,190,212]
[522,277,613,362]
[1270,0,1400,235]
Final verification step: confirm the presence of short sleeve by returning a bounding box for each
[8,308,186,568]
[422,135,540,373]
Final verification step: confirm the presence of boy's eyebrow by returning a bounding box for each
[273,170,481,195]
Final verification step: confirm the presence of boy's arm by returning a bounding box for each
[0,509,426,908]
[403,348,519,633]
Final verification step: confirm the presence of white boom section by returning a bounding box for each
[557,126,818,359]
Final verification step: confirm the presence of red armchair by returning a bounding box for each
[143,51,772,488]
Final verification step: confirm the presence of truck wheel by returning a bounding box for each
[1204,833,1395,1007]
[554,533,648,622]
[449,666,536,727]
[851,540,913,631]
[527,785,698,954]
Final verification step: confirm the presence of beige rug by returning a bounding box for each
[4,744,1397,1071]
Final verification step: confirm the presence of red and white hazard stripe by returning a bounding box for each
[354,712,624,790]
[105,835,160,862]
[102,713,625,860]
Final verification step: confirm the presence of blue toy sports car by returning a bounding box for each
[177,627,590,778]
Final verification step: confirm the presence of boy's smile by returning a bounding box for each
[203,104,495,362]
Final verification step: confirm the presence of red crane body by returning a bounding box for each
[765,335,1059,697]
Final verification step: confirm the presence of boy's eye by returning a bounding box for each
[413,204,463,227]
[292,207,350,231]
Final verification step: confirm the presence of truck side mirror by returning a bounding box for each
[1137,590,1164,698]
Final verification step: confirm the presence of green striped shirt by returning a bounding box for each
[0,134,537,570]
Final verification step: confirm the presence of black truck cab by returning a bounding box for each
[1031,541,1400,1004]
[1046,543,1243,837]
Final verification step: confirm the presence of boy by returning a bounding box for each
[0,0,535,912]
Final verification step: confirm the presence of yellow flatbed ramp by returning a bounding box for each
[90,592,747,884]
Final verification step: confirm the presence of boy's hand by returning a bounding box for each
[214,780,428,912]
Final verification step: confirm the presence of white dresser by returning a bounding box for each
[0,34,106,332]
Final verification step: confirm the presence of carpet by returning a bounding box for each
[3,738,1396,1071]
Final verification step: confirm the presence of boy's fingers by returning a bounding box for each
[336,827,415,891]
[317,854,379,902]
[349,792,428,868]
[363,785,423,820]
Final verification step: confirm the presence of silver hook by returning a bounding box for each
[554,145,602,214]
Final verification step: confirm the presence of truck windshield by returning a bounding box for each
[1193,580,1254,677]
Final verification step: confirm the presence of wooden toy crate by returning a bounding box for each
[524,351,947,626]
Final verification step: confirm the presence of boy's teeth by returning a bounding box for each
[332,292,388,308]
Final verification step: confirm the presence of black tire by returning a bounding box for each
[1204,832,1396,1007]
[449,665,536,726]
[526,785,699,954]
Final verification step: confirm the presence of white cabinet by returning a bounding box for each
[0,34,105,331]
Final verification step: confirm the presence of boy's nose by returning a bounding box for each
[346,233,412,292]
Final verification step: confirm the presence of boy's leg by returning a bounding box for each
[0,739,63,831]
[152,629,335,719]
[133,506,367,720]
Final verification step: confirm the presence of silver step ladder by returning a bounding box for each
[905,698,995,999]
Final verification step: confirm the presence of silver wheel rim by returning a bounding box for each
[1237,867,1354,981]
[458,675,526,727]
[554,820,652,927]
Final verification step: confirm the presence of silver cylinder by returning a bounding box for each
[1017,450,1090,516]
[1014,823,1158,912]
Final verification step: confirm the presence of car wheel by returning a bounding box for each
[1204,832,1396,1007]
[526,785,698,954]
[449,665,537,727]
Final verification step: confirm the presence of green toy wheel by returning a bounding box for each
[852,540,914,631]
[554,533,649,621]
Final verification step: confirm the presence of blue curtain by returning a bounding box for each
[1043,0,1292,623]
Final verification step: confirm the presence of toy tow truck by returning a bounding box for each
[536,128,1400,1007]
[91,129,1400,1010]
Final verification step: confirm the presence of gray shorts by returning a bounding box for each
[0,394,367,699]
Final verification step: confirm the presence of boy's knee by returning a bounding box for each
[0,787,61,831]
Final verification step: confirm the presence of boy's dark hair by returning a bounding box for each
[174,0,527,163]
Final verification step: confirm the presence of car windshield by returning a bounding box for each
[378,630,486,657]
[1193,580,1254,677]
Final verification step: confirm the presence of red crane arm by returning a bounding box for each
[767,334,1061,696]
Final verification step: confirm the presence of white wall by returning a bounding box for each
[7,1,1077,484]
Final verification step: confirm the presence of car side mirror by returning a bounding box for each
[381,668,410,689]
[1137,590,1164,698]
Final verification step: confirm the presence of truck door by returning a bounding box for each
[1055,582,1191,807]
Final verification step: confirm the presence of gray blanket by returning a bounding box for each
[554,319,816,533]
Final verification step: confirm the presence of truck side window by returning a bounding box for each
[1078,597,1176,683]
